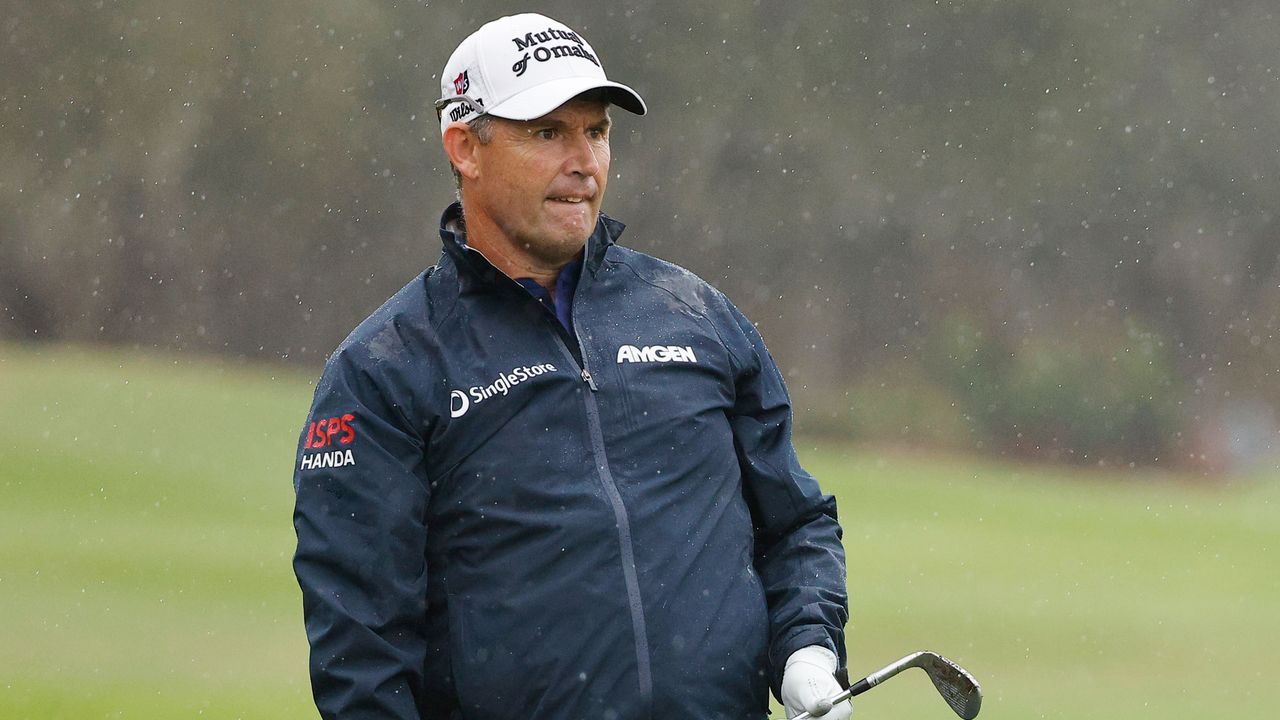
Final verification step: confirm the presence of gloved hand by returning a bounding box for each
[781,645,852,719]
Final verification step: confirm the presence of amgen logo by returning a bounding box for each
[615,345,698,364]
[450,363,558,418]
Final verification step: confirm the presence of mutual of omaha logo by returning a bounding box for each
[509,27,599,77]
[451,363,558,418]
[615,345,698,364]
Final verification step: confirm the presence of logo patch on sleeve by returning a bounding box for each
[299,413,357,471]
[305,413,356,449]
[299,449,355,470]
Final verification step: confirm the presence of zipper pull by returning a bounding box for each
[581,368,598,392]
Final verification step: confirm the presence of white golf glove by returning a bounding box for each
[781,645,852,719]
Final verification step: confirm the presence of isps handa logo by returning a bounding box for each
[450,363,558,418]
[298,413,357,470]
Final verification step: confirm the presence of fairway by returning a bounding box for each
[2,343,1276,719]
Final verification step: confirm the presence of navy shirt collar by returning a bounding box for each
[514,259,581,333]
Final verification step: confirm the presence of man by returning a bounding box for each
[292,12,850,720]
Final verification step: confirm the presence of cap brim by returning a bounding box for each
[486,77,647,120]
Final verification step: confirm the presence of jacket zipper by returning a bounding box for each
[557,253,653,713]
[479,245,653,712]
[548,329,653,715]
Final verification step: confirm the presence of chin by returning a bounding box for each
[558,215,597,243]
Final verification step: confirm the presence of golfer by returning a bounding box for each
[292,13,850,720]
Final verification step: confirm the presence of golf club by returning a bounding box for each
[791,651,982,720]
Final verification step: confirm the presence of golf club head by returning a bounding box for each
[914,652,982,719]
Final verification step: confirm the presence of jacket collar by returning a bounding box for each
[437,202,624,289]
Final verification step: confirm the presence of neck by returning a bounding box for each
[459,207,584,294]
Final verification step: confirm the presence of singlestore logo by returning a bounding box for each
[450,363,558,418]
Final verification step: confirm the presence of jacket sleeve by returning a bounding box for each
[724,304,849,699]
[292,348,431,719]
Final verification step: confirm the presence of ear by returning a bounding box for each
[442,123,481,181]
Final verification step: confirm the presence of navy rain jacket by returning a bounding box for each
[293,203,848,719]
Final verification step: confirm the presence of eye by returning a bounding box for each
[536,128,556,140]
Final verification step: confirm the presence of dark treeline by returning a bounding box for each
[3,1,1278,469]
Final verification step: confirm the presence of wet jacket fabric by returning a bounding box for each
[292,202,848,720]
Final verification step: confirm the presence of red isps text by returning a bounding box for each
[306,413,356,449]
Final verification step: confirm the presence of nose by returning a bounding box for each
[564,133,602,178]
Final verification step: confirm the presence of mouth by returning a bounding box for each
[546,195,591,205]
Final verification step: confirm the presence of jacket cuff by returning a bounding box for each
[770,627,843,701]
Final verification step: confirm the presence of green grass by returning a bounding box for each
[2,343,1277,719]
[1,344,314,719]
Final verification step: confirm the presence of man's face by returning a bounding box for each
[466,99,612,265]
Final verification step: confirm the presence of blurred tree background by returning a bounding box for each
[3,0,1278,470]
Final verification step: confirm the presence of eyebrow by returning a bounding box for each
[530,114,612,132]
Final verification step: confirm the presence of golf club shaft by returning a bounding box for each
[789,653,923,720]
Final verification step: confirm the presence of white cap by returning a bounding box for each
[436,13,647,135]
